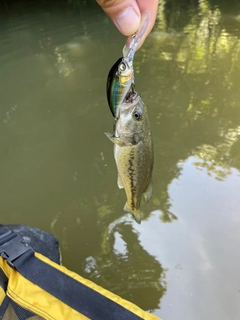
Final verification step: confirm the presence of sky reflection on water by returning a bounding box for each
[0,0,240,319]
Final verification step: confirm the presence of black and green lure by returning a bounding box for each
[106,57,134,118]
[106,11,150,118]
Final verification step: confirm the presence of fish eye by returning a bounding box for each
[119,62,126,72]
[133,111,142,120]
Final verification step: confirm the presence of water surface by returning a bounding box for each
[1,0,240,319]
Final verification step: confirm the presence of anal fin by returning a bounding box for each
[144,180,153,203]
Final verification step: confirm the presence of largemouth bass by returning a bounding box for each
[106,94,153,224]
[106,11,150,118]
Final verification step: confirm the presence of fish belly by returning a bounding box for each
[114,139,153,214]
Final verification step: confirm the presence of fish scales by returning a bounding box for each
[106,95,153,223]
[115,140,152,211]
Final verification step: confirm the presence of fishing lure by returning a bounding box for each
[106,11,150,118]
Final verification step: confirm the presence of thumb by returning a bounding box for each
[96,0,141,36]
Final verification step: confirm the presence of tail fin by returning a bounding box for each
[123,203,141,224]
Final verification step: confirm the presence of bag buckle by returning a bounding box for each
[0,226,33,268]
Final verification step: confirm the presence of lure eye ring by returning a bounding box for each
[119,62,126,72]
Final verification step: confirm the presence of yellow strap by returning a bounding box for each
[34,253,160,320]
[0,254,161,320]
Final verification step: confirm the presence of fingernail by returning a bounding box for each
[114,7,140,36]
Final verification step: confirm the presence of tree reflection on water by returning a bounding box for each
[83,216,167,311]
[86,0,240,311]
[135,0,240,223]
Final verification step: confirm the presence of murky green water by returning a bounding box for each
[1,0,240,318]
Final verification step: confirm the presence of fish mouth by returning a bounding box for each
[116,93,140,117]
[125,90,138,103]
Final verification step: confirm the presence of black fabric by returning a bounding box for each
[0,226,16,246]
[0,269,8,292]
[14,251,143,320]
[0,296,10,318]
[10,299,37,319]
[0,225,143,320]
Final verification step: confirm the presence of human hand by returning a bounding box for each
[96,0,159,47]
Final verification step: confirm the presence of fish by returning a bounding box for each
[106,11,150,118]
[105,94,153,224]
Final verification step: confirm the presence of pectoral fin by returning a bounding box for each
[144,180,153,203]
[117,174,124,189]
[105,132,125,146]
